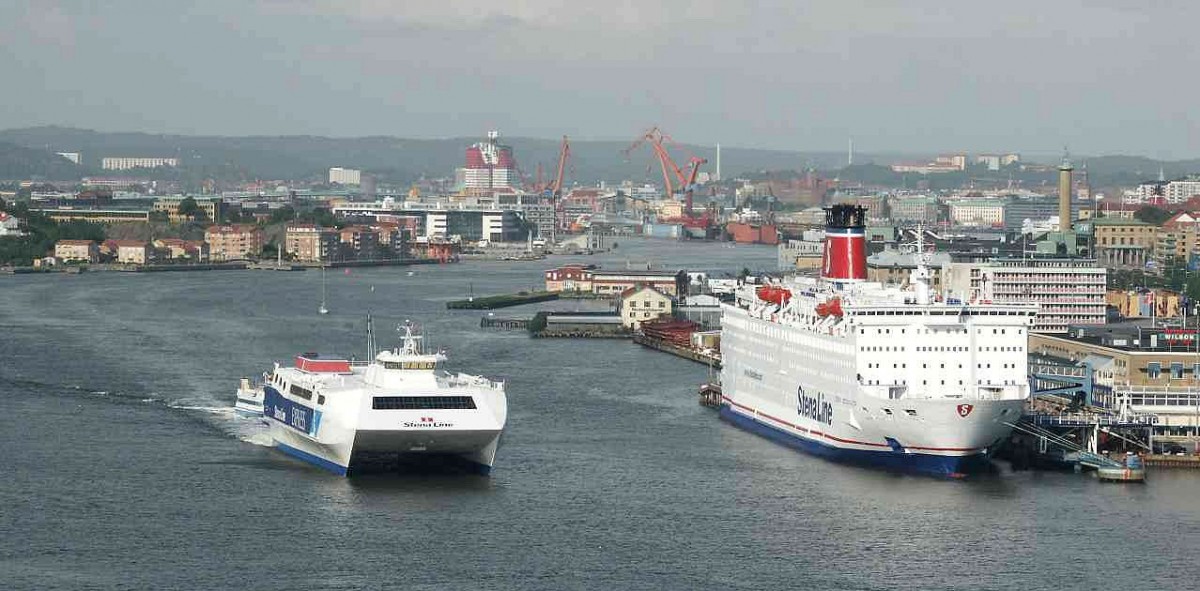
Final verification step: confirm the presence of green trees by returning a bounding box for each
[177,197,201,220]
[0,207,106,266]
[1134,206,1172,226]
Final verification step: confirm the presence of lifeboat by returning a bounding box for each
[756,285,791,306]
[816,297,843,317]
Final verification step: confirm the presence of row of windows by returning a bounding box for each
[372,396,477,410]
[1145,362,1200,380]
[382,361,437,370]
[289,384,313,400]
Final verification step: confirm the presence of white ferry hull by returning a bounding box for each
[719,396,1022,477]
[264,384,505,476]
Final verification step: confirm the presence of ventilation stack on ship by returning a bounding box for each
[719,205,1037,477]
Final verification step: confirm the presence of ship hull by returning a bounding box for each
[719,402,996,477]
[263,384,505,477]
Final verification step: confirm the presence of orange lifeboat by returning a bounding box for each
[816,297,843,317]
[756,285,791,306]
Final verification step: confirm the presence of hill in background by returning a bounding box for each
[0,126,848,186]
[1,126,1199,190]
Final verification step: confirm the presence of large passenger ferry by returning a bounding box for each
[246,322,507,476]
[719,205,1037,476]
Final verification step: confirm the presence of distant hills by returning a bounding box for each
[1,126,1198,189]
[0,126,845,186]
[0,141,82,180]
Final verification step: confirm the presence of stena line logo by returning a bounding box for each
[957,404,974,418]
[797,386,833,425]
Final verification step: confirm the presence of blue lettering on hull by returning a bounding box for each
[719,404,990,477]
[263,386,321,436]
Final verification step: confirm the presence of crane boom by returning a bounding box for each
[550,135,570,197]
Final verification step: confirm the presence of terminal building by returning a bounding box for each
[1030,323,1200,440]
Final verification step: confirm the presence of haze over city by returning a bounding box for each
[5,1,1199,158]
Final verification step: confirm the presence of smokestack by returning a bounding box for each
[1059,154,1073,233]
[821,204,868,282]
[715,143,721,182]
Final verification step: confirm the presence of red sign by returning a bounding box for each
[957,404,974,418]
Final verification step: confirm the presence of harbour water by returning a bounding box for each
[2,239,1199,590]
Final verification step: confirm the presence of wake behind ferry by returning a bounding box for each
[242,321,507,476]
[719,205,1037,477]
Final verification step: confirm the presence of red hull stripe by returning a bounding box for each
[721,396,983,453]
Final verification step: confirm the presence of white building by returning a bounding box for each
[941,258,1106,334]
[0,211,24,237]
[101,157,178,171]
[328,167,362,185]
[948,200,1005,227]
[1131,178,1200,204]
[56,152,81,164]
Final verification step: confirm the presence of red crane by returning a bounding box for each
[623,127,688,200]
[623,127,713,229]
[548,135,571,197]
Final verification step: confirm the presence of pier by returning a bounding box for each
[633,333,721,369]
[479,317,531,330]
[447,291,559,310]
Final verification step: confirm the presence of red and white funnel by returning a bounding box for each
[821,204,867,282]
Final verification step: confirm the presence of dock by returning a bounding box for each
[633,333,721,369]
[1143,454,1200,468]
[447,291,559,310]
[480,317,531,330]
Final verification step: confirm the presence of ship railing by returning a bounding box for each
[439,372,505,391]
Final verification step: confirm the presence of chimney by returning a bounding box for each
[821,204,868,282]
[1059,154,1073,233]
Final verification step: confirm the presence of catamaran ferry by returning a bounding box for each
[243,322,507,476]
[719,205,1037,477]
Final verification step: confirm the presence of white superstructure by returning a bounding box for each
[251,323,506,476]
[719,205,1038,476]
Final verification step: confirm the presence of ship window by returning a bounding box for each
[882,408,893,415]
[289,384,313,400]
[904,409,917,416]
[318,395,326,405]
[372,396,477,410]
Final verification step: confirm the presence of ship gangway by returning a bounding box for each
[1005,419,1126,471]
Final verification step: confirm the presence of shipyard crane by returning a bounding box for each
[623,127,688,200]
[541,135,572,235]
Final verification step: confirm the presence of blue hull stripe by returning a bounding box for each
[719,404,988,477]
[275,441,348,476]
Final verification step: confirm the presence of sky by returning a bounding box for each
[2,1,1199,158]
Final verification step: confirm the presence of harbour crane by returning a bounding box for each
[622,126,715,232]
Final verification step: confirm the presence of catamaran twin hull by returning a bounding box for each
[264,383,505,476]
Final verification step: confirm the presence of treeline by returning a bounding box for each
[0,199,106,266]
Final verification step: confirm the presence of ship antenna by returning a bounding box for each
[908,223,933,305]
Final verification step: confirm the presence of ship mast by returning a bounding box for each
[908,224,933,305]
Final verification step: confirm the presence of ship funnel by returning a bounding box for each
[821,204,867,282]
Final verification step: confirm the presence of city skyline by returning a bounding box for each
[4,2,1199,158]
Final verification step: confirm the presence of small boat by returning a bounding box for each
[235,376,266,420]
[406,271,415,277]
[1098,454,1146,483]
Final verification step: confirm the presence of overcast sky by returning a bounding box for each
[3,1,1198,158]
